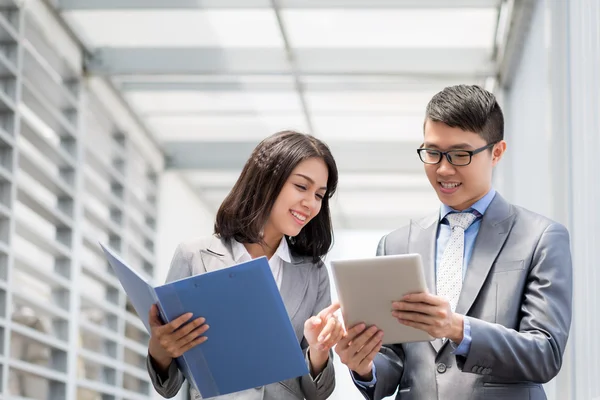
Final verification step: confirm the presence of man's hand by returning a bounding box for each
[335,323,383,379]
[392,293,464,343]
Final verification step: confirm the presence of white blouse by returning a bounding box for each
[231,237,291,290]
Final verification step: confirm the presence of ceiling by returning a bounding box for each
[50,0,525,231]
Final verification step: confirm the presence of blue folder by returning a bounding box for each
[99,243,309,398]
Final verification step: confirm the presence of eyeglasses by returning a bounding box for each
[417,142,498,166]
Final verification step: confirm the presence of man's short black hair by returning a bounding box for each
[425,84,504,144]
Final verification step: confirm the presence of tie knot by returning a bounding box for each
[446,212,477,230]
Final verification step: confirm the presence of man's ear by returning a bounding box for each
[492,140,507,166]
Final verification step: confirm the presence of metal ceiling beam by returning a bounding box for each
[58,0,501,10]
[163,140,423,173]
[270,0,314,135]
[495,0,537,88]
[86,47,494,77]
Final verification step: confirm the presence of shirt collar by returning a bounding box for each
[231,236,291,263]
[439,188,497,222]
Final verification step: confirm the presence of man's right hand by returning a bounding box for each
[148,304,209,373]
[335,323,384,379]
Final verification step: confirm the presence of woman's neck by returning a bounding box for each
[244,229,283,260]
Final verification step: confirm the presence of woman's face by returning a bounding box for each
[264,157,329,241]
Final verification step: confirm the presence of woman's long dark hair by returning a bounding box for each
[214,131,338,263]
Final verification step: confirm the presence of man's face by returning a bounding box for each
[422,120,506,210]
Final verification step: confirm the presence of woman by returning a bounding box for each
[147,131,344,399]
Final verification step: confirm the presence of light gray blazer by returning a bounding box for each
[147,235,336,400]
[355,193,573,400]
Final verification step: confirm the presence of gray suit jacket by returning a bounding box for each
[356,193,572,400]
[147,235,336,400]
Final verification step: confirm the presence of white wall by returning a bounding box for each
[156,172,216,284]
[497,0,600,398]
[496,0,552,215]
[154,172,216,400]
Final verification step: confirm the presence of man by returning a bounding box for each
[335,85,573,399]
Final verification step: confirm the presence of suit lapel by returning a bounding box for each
[199,236,236,272]
[455,193,515,316]
[279,255,311,323]
[408,213,441,352]
[409,214,438,295]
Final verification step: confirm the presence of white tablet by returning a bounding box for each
[330,254,434,345]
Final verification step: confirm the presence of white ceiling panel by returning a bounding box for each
[126,91,303,114]
[148,115,309,141]
[306,91,434,114]
[283,9,498,48]
[313,115,425,141]
[183,170,241,188]
[63,10,284,47]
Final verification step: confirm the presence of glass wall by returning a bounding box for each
[0,1,163,399]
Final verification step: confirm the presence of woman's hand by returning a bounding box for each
[303,302,345,376]
[147,304,209,373]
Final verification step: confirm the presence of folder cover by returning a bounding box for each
[99,243,309,398]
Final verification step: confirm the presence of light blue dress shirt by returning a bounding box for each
[353,189,497,388]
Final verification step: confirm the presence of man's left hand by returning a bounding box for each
[391,293,464,343]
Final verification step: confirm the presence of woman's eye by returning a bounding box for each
[316,194,324,200]
[295,184,307,190]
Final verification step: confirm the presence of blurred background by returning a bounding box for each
[0,0,597,399]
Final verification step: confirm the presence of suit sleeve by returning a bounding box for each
[352,235,406,400]
[299,262,336,400]
[458,223,573,383]
[146,242,194,398]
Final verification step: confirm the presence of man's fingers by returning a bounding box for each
[357,340,383,370]
[348,326,379,352]
[392,301,438,316]
[337,323,366,347]
[355,330,384,360]
[392,311,433,325]
[401,292,441,305]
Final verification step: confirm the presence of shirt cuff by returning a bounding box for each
[352,363,377,388]
[452,316,472,356]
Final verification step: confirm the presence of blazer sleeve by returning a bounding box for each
[457,223,573,383]
[299,262,337,400]
[146,242,194,398]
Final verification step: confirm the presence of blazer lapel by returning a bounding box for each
[409,214,438,297]
[199,236,236,272]
[279,255,311,340]
[455,193,515,316]
[409,214,441,352]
